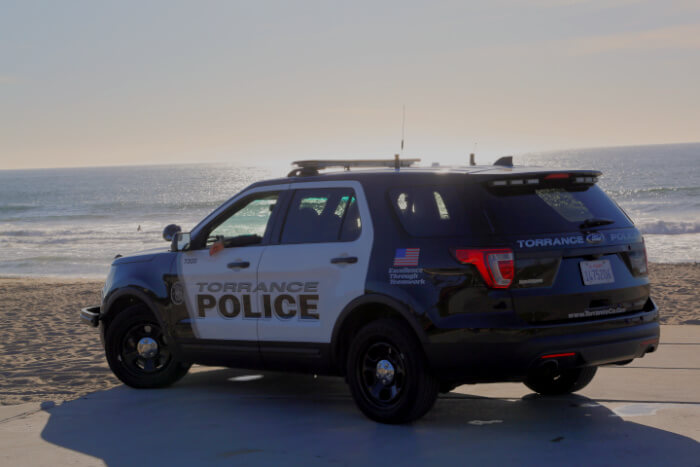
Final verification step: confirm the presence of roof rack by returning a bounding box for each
[288,156,421,177]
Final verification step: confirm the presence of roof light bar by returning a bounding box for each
[288,157,422,177]
[292,158,421,170]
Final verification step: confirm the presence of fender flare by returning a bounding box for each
[102,286,169,336]
[330,293,429,367]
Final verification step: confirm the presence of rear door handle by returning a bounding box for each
[331,256,358,264]
[227,261,250,269]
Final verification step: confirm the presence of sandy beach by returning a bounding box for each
[1,263,698,407]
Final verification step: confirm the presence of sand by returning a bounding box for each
[0,278,116,406]
[0,263,698,406]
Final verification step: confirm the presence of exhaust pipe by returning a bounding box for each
[537,358,559,377]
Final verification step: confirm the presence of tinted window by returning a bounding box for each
[390,186,491,237]
[390,183,631,237]
[206,193,278,247]
[281,188,360,243]
[482,184,632,234]
[340,195,361,241]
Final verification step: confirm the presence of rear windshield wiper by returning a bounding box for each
[579,218,614,229]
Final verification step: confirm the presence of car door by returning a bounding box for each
[257,181,373,346]
[178,189,282,341]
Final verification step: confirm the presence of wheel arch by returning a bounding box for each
[102,287,167,333]
[330,294,428,376]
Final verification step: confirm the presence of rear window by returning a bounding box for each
[390,183,632,237]
[483,184,632,235]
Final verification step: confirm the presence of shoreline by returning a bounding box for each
[0,263,698,406]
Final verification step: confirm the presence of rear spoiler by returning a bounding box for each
[486,170,602,188]
[493,156,513,167]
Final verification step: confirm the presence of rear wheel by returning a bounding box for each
[524,366,597,395]
[346,319,439,424]
[105,305,190,388]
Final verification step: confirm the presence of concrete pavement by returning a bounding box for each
[1,325,698,466]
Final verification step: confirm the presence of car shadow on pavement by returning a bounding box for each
[40,368,700,466]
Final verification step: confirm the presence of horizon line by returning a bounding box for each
[1,140,698,172]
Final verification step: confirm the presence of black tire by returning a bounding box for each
[346,319,439,424]
[524,366,598,395]
[104,305,190,388]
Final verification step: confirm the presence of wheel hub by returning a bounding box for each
[376,359,395,385]
[137,337,159,359]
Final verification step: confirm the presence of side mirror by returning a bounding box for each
[163,224,182,242]
[172,232,191,252]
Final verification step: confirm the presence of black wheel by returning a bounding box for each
[346,319,439,424]
[104,305,190,388]
[524,366,597,395]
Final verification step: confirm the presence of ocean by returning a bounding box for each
[1,143,698,277]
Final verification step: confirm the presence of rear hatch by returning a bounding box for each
[387,170,651,324]
[476,171,650,323]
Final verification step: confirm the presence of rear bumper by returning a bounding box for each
[425,301,660,383]
[80,306,101,327]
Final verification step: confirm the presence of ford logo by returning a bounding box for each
[586,232,605,244]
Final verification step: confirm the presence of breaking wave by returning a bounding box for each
[610,186,700,197]
[637,220,700,235]
[0,204,36,214]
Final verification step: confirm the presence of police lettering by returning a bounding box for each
[195,281,320,320]
[195,281,317,294]
[516,236,585,248]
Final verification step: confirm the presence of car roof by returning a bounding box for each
[249,165,603,189]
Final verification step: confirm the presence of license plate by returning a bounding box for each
[580,260,615,285]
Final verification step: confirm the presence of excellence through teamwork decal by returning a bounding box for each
[389,248,426,285]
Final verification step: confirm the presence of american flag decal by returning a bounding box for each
[393,248,420,267]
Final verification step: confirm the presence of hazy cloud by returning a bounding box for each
[522,0,642,6]
[571,23,700,54]
[519,0,697,8]
[472,22,700,57]
[0,74,18,85]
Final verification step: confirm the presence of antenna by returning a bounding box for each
[400,105,406,155]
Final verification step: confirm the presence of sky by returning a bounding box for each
[1,0,699,169]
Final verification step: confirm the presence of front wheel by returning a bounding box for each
[346,319,439,424]
[524,366,597,395]
[104,305,190,388]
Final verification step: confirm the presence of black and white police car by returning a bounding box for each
[80,157,659,423]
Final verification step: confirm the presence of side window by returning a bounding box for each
[339,195,361,241]
[206,193,279,248]
[281,188,361,243]
[433,191,450,220]
[390,185,490,237]
[393,187,446,231]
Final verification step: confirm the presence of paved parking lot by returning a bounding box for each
[1,325,698,466]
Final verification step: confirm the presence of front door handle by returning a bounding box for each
[331,256,358,264]
[227,261,250,269]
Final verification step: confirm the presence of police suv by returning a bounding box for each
[80,157,659,423]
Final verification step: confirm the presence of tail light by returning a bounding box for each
[453,248,514,288]
[629,239,648,276]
